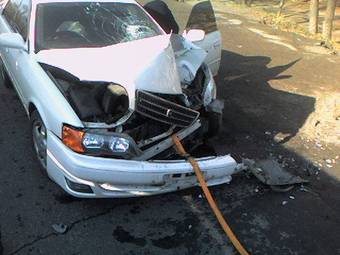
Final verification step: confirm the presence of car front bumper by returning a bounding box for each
[46,131,238,198]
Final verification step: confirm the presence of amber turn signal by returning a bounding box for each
[62,125,85,153]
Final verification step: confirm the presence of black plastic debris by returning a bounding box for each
[244,159,309,191]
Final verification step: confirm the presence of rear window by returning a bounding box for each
[35,2,163,52]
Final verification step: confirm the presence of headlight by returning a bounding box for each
[109,137,130,153]
[62,125,137,158]
[82,132,130,153]
[82,133,105,149]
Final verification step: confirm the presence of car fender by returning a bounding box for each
[23,55,84,137]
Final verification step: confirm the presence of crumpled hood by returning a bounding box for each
[36,35,182,109]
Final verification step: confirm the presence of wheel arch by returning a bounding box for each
[28,102,37,118]
[27,100,50,131]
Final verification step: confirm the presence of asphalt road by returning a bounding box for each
[1,3,340,255]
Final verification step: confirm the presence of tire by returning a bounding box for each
[31,110,47,171]
[0,59,13,89]
[30,111,71,196]
[206,112,222,138]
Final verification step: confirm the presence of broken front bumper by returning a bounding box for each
[46,131,238,198]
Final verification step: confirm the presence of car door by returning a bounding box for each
[1,0,31,105]
[184,1,221,76]
[139,0,222,76]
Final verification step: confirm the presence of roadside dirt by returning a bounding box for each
[212,0,340,46]
[301,92,340,145]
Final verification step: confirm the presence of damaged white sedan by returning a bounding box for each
[0,0,238,197]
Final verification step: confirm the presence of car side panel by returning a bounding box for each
[0,17,83,137]
[193,31,222,76]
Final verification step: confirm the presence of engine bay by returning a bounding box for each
[41,60,222,160]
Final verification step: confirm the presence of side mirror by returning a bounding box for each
[0,33,26,51]
[183,29,205,42]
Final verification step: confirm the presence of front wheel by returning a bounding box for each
[31,111,47,171]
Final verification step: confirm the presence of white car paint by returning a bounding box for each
[47,130,237,198]
[0,0,232,198]
[194,30,222,76]
[37,34,183,109]
[0,24,84,136]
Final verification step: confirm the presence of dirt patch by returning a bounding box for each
[303,45,335,55]
[300,93,340,145]
[212,0,340,49]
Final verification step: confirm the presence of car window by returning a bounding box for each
[3,0,30,40]
[16,0,30,39]
[185,1,217,34]
[140,0,217,34]
[143,0,179,34]
[3,0,21,28]
[35,2,163,52]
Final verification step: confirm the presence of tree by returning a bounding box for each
[322,0,337,40]
[309,0,319,34]
[240,0,252,6]
[277,0,286,17]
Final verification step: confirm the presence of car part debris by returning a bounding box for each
[133,120,201,160]
[300,184,319,197]
[52,224,68,234]
[244,159,309,190]
[270,185,294,193]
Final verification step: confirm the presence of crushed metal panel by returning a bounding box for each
[170,33,207,83]
[36,34,183,111]
[133,120,201,161]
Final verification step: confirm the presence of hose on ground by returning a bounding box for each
[171,134,250,255]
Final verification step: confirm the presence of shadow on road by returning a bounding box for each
[216,50,315,144]
[209,49,340,255]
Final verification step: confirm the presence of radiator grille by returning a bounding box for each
[135,91,199,127]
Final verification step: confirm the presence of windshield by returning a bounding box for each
[35,2,163,52]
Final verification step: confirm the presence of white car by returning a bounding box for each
[0,0,238,198]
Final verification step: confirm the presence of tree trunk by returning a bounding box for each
[246,0,254,7]
[277,0,286,17]
[322,0,337,40]
[309,0,319,34]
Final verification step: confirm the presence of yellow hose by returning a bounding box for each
[171,134,250,255]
